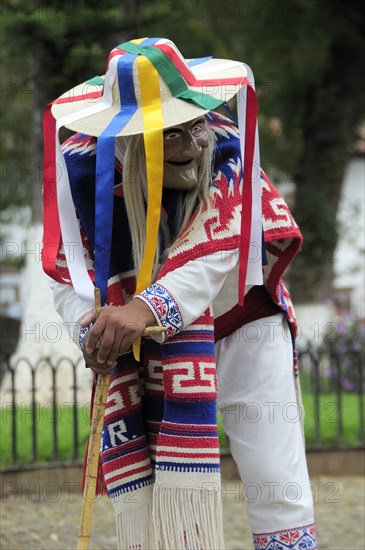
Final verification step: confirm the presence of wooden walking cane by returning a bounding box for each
[77,288,164,550]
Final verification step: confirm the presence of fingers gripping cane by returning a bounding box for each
[77,288,164,550]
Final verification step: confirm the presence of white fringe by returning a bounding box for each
[112,475,225,549]
[152,482,225,550]
[113,484,158,550]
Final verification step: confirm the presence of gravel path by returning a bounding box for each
[1,476,363,549]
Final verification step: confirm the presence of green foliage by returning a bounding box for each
[0,404,90,468]
[0,0,155,211]
[302,393,364,447]
[196,0,365,301]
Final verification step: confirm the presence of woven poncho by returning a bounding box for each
[55,113,302,549]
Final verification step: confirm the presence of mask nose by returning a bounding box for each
[181,132,202,159]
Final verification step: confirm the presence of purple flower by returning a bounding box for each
[344,358,353,369]
[341,378,355,391]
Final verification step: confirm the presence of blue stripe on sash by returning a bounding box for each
[163,400,218,425]
[162,340,215,357]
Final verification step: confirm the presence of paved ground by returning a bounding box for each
[1,476,364,549]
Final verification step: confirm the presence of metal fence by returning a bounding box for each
[1,355,86,470]
[1,347,364,471]
[297,344,364,449]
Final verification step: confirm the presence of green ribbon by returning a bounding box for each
[118,41,223,111]
[85,75,105,86]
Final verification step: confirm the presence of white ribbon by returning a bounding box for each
[55,54,122,304]
[236,66,263,287]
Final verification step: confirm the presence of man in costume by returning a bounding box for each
[43,38,317,549]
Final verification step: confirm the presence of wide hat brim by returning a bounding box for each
[51,57,248,137]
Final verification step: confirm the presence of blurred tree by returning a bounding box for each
[0,0,154,221]
[198,0,364,302]
[145,0,365,302]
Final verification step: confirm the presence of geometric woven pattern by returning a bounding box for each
[139,282,183,340]
[253,523,317,549]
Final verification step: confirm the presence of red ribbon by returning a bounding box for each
[238,86,258,305]
[42,89,103,281]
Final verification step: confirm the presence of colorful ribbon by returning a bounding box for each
[42,38,157,304]
[43,37,262,312]
[94,37,160,304]
[132,55,164,360]
[118,42,222,111]
[42,87,103,290]
[94,52,138,304]
[134,56,164,293]
[237,84,259,302]
[43,52,121,303]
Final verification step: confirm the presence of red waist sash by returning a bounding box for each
[214,285,280,342]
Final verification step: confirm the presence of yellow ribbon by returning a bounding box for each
[132,55,164,361]
[130,37,147,44]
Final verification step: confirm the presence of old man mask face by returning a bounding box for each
[162,117,209,190]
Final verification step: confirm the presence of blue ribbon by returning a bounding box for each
[261,230,268,266]
[187,56,213,67]
[94,37,159,304]
[223,101,237,123]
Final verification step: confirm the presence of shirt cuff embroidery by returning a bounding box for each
[79,323,92,349]
[137,283,183,340]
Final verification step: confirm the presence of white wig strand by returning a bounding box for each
[121,125,215,280]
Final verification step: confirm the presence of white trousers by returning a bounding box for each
[216,313,315,534]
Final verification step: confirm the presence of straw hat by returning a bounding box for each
[51,38,248,136]
[43,37,262,308]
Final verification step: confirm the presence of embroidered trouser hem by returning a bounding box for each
[253,522,317,549]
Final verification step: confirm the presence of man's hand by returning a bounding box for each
[80,299,156,369]
[82,343,116,375]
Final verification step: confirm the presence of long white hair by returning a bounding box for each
[118,124,215,280]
